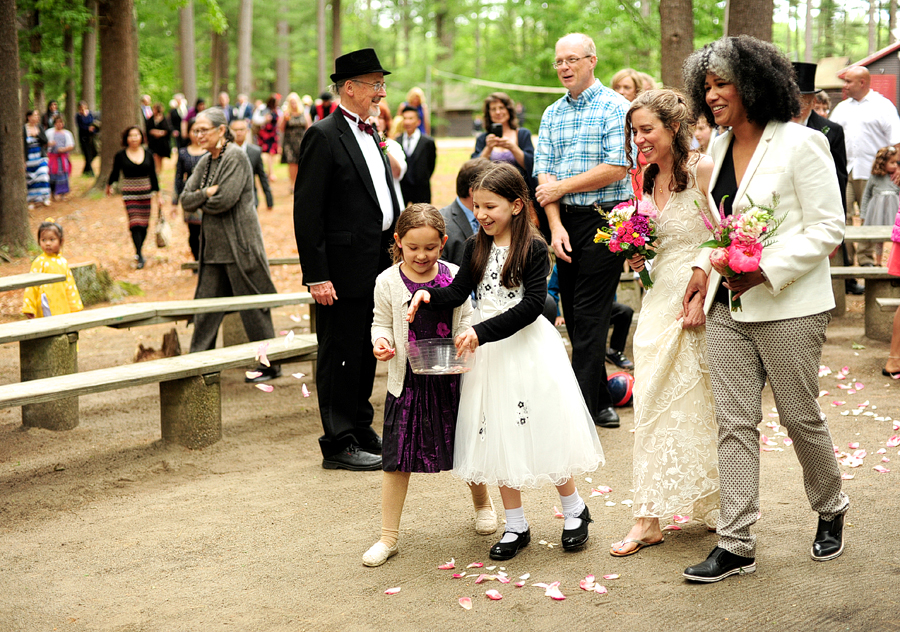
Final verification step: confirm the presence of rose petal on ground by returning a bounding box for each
[853,449,867,459]
[784,438,794,446]
[291,372,306,379]
[278,330,289,336]
[887,435,900,448]
[515,581,525,588]
[452,573,465,579]
[594,584,608,594]
[254,383,274,392]
[474,574,488,584]
[458,597,472,610]
[818,390,829,397]
[596,485,613,493]
[245,371,263,379]
[874,465,891,473]
[605,501,616,507]
[579,575,595,590]
[547,543,556,548]
[603,574,620,580]
[818,366,831,377]
[849,442,859,449]
[438,558,455,570]
[256,342,270,367]
[883,457,891,462]
[854,382,864,390]
[284,330,295,347]
[485,566,496,571]
[673,515,691,524]
[590,489,603,497]
[841,473,855,480]
[832,401,846,406]
[485,589,502,600]
[662,525,682,531]
[837,384,851,390]
[496,575,510,584]
[877,448,887,454]
[301,383,311,397]
[384,587,401,595]
[519,573,530,580]
[538,540,548,545]
[585,477,592,482]
[553,506,564,518]
[289,314,302,322]
[546,586,566,600]
[466,562,483,569]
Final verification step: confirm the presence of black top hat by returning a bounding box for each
[331,48,391,83]
[792,62,817,94]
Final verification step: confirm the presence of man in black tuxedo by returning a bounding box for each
[399,106,437,204]
[439,157,492,265]
[792,62,860,295]
[230,118,274,211]
[294,49,401,471]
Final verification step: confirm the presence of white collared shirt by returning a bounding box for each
[339,106,394,231]
[402,129,421,156]
[830,89,900,179]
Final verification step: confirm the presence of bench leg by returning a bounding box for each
[20,333,79,431]
[830,279,846,318]
[864,278,900,341]
[222,312,250,347]
[160,373,222,449]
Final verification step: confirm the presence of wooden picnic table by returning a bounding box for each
[0,272,66,292]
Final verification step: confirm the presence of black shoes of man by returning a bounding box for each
[322,436,383,471]
[595,407,620,428]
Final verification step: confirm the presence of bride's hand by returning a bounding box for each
[628,254,645,272]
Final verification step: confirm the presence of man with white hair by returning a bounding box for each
[829,65,900,266]
[533,32,631,430]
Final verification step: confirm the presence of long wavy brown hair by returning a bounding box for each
[469,163,542,289]
[625,89,695,196]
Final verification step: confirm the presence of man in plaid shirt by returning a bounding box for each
[534,32,631,429]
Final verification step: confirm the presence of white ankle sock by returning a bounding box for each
[500,507,528,543]
[559,490,586,530]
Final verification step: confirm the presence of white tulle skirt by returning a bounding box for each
[452,313,605,489]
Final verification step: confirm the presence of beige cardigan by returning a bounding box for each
[372,261,473,397]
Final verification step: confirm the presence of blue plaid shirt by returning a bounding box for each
[533,79,630,206]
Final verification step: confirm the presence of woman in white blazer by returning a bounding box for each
[679,36,850,584]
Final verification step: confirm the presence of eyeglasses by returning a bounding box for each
[351,79,387,92]
[192,127,217,136]
[552,56,592,70]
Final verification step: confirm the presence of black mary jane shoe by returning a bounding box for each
[489,528,531,561]
[811,513,845,561]
[561,505,593,550]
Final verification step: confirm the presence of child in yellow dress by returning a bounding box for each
[22,220,83,319]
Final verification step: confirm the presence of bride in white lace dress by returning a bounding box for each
[610,90,720,557]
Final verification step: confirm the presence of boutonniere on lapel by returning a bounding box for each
[821,126,830,136]
[696,193,786,312]
[378,131,389,156]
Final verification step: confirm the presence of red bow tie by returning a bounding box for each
[341,109,375,136]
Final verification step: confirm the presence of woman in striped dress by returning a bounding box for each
[24,110,51,209]
[106,126,163,269]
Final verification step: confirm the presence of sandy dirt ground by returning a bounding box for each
[1,148,899,631]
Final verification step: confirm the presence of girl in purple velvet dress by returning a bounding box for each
[364,204,498,567]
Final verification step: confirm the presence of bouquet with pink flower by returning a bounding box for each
[594,198,658,288]
[698,193,784,311]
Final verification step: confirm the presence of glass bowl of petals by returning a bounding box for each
[406,338,475,375]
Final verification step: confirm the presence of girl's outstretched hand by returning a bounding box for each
[373,337,396,361]
[455,327,479,356]
[406,290,431,322]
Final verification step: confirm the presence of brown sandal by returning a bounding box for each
[609,537,664,557]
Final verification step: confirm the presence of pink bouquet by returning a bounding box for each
[698,194,783,311]
[594,198,658,288]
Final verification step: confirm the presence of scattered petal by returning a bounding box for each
[485,589,502,600]
[514,581,525,588]
[579,575,596,590]
[874,465,890,473]
[760,435,777,446]
[531,583,549,589]
[832,401,846,406]
[466,562,484,569]
[545,582,566,601]
[245,371,263,379]
[291,372,306,379]
[518,573,530,580]
[538,540,548,545]
[603,574,620,580]
[284,330,295,347]
[836,384,851,390]
[595,485,613,493]
[621,499,633,506]
[438,558,455,570]
[853,449,867,459]
[254,383,274,393]
[279,330,290,336]
[605,501,616,507]
[818,366,831,377]
[458,597,472,610]
[877,448,887,454]
[301,383,311,398]
[553,506,564,518]
[883,457,891,463]
[841,473,855,480]
[594,584,608,595]
[256,342,270,367]
[452,573,465,579]
[289,314,302,322]
[887,435,900,448]
[849,442,860,449]
[662,525,682,531]
[485,566,497,571]
[474,574,488,584]
[818,390,829,397]
[783,438,794,447]
[547,543,556,548]
[673,514,691,524]
[854,382,864,390]
[384,587,401,595]
[584,477,592,483]
[496,576,511,584]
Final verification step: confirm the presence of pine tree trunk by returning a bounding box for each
[332,0,341,60]
[29,9,44,114]
[64,26,76,135]
[659,0,693,90]
[276,0,289,99]
[1,0,30,251]
[869,0,877,55]
[891,0,897,44]
[316,0,326,93]
[727,0,773,42]
[211,30,222,98]
[237,0,253,97]
[94,0,139,190]
[804,0,813,61]
[81,0,97,111]
[179,1,197,106]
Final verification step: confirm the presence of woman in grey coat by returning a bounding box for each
[180,107,280,381]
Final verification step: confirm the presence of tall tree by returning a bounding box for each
[869,0,877,54]
[64,24,75,132]
[891,0,898,44]
[276,0,289,99]
[179,0,197,106]
[28,8,44,113]
[95,0,139,189]
[727,0,773,42]
[332,0,341,59]
[316,0,326,92]
[804,0,813,62]
[81,0,97,110]
[1,0,29,251]
[236,0,253,97]
[659,0,693,89]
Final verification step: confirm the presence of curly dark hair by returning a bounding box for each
[683,35,800,127]
[482,92,518,130]
[120,125,145,147]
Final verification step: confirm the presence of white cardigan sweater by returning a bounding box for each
[371,261,473,397]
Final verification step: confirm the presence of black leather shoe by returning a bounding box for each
[244,365,282,383]
[359,434,383,455]
[322,446,382,471]
[811,513,845,561]
[595,407,620,428]
[606,348,634,369]
[489,528,531,561]
[683,546,756,583]
[561,505,592,550]
[845,280,865,295]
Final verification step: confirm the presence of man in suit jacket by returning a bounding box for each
[793,62,861,295]
[294,49,401,471]
[439,158,492,265]
[399,106,437,204]
[230,118,274,210]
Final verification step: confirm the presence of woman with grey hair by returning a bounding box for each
[679,35,849,583]
[180,107,281,381]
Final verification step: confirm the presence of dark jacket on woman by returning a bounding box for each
[23,125,48,159]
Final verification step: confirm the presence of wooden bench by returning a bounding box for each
[0,293,315,431]
[0,334,317,449]
[830,266,899,340]
[876,297,900,312]
[0,272,66,293]
[181,257,300,271]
